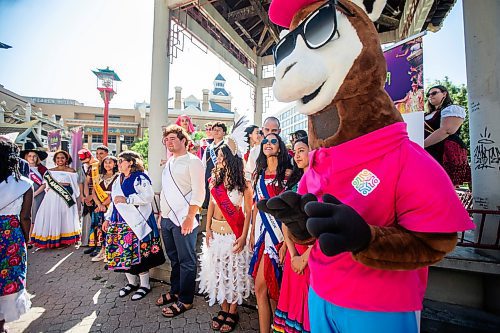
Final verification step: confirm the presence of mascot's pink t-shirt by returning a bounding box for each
[298,122,474,312]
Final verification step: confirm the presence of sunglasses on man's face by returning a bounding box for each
[273,0,354,65]
[426,91,441,97]
[262,138,279,145]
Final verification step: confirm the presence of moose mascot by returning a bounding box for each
[258,0,475,332]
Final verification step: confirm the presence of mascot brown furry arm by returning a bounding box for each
[259,0,475,331]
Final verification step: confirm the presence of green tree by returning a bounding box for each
[426,76,470,152]
[130,129,149,169]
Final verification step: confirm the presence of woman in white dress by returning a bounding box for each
[198,141,253,333]
[0,140,33,332]
[32,150,81,249]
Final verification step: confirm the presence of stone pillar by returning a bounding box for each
[25,103,32,122]
[254,57,264,126]
[174,86,182,110]
[148,0,171,193]
[463,0,500,244]
[202,89,210,111]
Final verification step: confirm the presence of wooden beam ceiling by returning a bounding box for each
[248,0,280,42]
[227,6,256,23]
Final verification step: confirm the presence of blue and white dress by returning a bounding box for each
[105,172,165,275]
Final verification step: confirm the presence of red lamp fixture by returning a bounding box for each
[92,67,121,146]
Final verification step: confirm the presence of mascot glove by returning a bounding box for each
[305,194,372,256]
[257,191,317,244]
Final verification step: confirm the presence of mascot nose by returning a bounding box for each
[282,62,297,79]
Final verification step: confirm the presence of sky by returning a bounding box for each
[0,0,467,118]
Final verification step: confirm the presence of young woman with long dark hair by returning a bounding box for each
[273,137,312,333]
[198,142,253,332]
[249,133,292,333]
[424,85,471,186]
[32,150,80,249]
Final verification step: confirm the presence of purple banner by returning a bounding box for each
[48,129,62,152]
[384,35,424,114]
[70,127,83,169]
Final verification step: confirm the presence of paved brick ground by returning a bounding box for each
[7,245,259,333]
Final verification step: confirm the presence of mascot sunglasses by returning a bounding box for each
[273,0,354,65]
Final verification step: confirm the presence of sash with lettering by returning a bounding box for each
[44,171,76,207]
[29,167,43,186]
[208,144,217,166]
[161,159,199,229]
[210,181,244,238]
[110,176,152,240]
[0,175,32,211]
[255,172,284,245]
[91,162,108,203]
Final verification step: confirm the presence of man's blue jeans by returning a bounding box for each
[161,217,198,304]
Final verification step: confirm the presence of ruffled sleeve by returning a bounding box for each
[441,105,466,119]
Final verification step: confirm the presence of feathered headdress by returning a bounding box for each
[226,116,249,158]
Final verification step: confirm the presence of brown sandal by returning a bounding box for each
[220,312,239,333]
[161,301,193,318]
[211,310,229,330]
[156,292,178,306]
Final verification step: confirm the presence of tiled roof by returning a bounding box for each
[210,101,233,114]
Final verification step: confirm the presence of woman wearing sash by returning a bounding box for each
[198,139,253,333]
[105,151,165,301]
[273,137,311,333]
[249,133,292,333]
[20,143,48,248]
[0,141,33,333]
[32,150,81,249]
[91,156,119,262]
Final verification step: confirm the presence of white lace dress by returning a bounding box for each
[197,189,254,306]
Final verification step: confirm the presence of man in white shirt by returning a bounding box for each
[158,125,205,317]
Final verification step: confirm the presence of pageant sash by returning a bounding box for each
[208,145,217,166]
[110,178,152,240]
[210,183,244,238]
[161,160,199,229]
[0,175,32,211]
[29,168,43,186]
[91,162,109,203]
[44,172,75,207]
[256,173,284,245]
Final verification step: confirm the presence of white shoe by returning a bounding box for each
[91,249,105,262]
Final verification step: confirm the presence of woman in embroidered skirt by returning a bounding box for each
[250,133,292,333]
[32,150,81,249]
[198,142,254,333]
[273,137,311,333]
[105,151,165,301]
[0,140,33,332]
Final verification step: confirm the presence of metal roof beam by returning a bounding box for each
[174,10,258,86]
[227,6,256,22]
[197,2,257,63]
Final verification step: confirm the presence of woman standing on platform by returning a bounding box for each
[273,137,312,333]
[0,141,33,332]
[249,133,292,333]
[198,140,254,333]
[32,150,80,249]
[105,151,165,301]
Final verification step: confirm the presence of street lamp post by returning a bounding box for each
[92,67,121,147]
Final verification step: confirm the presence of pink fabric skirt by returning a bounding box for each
[273,244,310,333]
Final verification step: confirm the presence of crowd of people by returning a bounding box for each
[0,98,470,332]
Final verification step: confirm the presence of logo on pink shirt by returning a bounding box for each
[352,169,380,196]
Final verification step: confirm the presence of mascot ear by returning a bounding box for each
[349,0,386,22]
